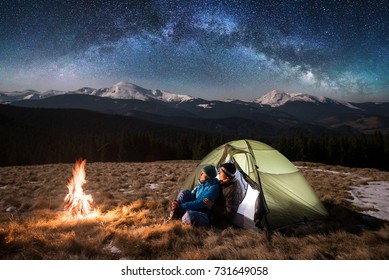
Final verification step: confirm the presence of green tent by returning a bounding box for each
[183,139,328,230]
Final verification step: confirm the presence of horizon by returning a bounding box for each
[1,1,388,102]
[2,80,389,103]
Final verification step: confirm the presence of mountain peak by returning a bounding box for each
[74,87,98,95]
[101,81,152,101]
[255,89,361,109]
[254,89,294,107]
[103,81,195,102]
[151,89,194,102]
[258,89,331,107]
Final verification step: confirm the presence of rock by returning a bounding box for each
[6,206,17,212]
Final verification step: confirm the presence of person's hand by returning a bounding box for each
[203,198,214,209]
[171,200,181,211]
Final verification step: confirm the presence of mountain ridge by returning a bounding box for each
[0,81,197,104]
[2,81,389,135]
[1,81,375,107]
[255,89,360,110]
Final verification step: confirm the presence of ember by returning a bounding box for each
[64,159,95,217]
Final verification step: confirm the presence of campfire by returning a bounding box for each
[64,159,95,218]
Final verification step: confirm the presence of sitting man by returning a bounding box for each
[168,165,219,226]
[204,163,242,227]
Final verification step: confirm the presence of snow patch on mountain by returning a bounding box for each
[197,103,214,109]
[23,93,44,100]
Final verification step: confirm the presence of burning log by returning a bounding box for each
[64,159,95,217]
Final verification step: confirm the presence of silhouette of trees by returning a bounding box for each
[1,105,388,170]
[270,131,389,170]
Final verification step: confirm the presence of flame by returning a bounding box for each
[64,159,95,218]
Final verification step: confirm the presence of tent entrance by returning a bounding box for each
[221,144,270,231]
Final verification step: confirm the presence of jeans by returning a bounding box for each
[176,190,210,227]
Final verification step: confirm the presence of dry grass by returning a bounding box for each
[0,160,388,260]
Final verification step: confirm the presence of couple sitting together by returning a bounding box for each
[168,163,242,227]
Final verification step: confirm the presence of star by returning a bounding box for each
[0,0,387,102]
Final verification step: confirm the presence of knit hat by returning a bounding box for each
[220,163,236,178]
[202,165,217,179]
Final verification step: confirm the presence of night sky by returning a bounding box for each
[0,0,388,101]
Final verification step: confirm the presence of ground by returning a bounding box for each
[0,160,388,259]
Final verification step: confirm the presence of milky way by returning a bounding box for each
[0,0,388,101]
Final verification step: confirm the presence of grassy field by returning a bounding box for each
[0,160,388,259]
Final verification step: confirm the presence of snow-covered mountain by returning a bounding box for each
[255,89,360,109]
[93,81,196,103]
[0,81,195,104]
[100,82,151,100]
[0,90,44,103]
[150,89,194,102]
[71,87,97,95]
[3,83,389,135]
[0,89,68,102]
[0,83,361,109]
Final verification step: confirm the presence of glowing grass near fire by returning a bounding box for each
[64,159,97,218]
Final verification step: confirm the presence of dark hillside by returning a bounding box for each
[1,104,388,170]
[0,105,232,165]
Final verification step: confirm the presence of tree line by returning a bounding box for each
[267,131,389,171]
[1,105,388,170]
[0,127,230,166]
[1,126,388,171]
